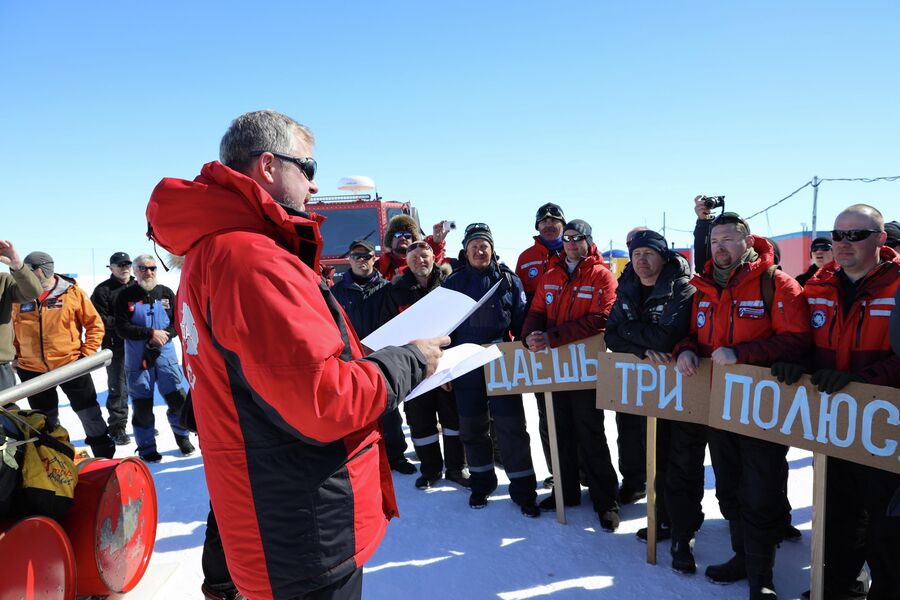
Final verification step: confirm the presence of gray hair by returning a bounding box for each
[133,254,155,266]
[219,110,315,174]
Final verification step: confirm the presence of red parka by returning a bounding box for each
[516,236,565,304]
[146,162,426,600]
[675,236,811,365]
[520,246,617,347]
[803,246,900,386]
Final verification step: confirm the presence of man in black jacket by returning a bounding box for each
[90,251,135,444]
[604,230,700,573]
[794,237,833,287]
[332,240,415,474]
[381,241,469,489]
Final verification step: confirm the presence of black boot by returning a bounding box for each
[670,536,696,574]
[705,520,747,584]
[175,434,196,456]
[86,434,116,459]
[746,540,777,600]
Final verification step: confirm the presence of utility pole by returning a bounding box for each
[662,212,666,240]
[811,176,820,239]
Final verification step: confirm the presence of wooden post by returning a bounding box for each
[645,416,658,565]
[809,453,827,600]
[544,391,566,524]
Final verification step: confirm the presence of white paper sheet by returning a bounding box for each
[361,280,501,351]
[405,343,502,401]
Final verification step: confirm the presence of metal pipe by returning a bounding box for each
[0,349,113,406]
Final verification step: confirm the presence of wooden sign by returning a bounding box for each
[596,352,712,425]
[709,364,900,475]
[484,336,606,395]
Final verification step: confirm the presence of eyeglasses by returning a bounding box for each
[809,244,832,252]
[349,252,374,261]
[137,265,157,272]
[831,229,879,243]
[115,262,132,268]
[393,231,414,240]
[249,150,317,182]
[562,234,587,243]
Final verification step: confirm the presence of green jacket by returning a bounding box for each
[0,267,42,363]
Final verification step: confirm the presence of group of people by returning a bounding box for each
[4,108,891,600]
[0,246,195,464]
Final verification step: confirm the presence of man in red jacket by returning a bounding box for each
[791,204,900,600]
[675,213,810,600]
[146,110,446,600]
[516,202,567,483]
[521,219,621,531]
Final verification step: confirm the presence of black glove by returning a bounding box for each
[141,344,161,370]
[810,369,863,394]
[770,362,805,385]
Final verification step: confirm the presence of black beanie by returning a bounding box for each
[563,219,593,247]
[628,229,668,259]
[462,222,494,249]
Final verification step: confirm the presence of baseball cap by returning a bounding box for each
[108,251,132,266]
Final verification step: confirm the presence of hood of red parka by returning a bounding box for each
[146,161,325,271]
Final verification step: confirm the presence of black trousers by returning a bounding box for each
[665,421,707,539]
[404,386,465,477]
[551,389,619,512]
[381,407,408,465]
[104,347,129,430]
[615,412,646,490]
[823,457,900,600]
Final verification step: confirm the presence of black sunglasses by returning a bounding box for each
[349,252,374,261]
[249,151,317,181]
[536,205,564,219]
[562,234,587,243]
[464,223,490,234]
[831,229,879,243]
[809,244,832,252]
[115,261,132,268]
[137,265,157,272]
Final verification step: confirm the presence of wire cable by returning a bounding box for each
[745,181,812,220]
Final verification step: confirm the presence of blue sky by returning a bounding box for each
[2,1,898,284]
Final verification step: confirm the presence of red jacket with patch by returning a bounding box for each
[675,236,811,365]
[375,236,445,282]
[516,236,565,304]
[520,246,617,347]
[802,246,900,387]
[146,162,426,600]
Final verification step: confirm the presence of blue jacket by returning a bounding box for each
[114,283,179,371]
[442,260,527,346]
[331,271,390,340]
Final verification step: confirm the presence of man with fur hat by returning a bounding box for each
[381,240,469,489]
[376,215,447,281]
[0,240,41,391]
[12,251,115,458]
[515,202,567,480]
[522,219,621,531]
[443,223,540,516]
[606,229,698,566]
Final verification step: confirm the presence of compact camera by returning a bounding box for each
[702,196,725,210]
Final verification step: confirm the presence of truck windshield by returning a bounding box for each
[315,207,381,257]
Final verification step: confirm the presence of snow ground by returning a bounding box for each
[51,368,815,600]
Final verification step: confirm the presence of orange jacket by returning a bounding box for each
[521,246,617,347]
[803,246,900,386]
[13,275,104,373]
[675,236,811,365]
[516,236,565,303]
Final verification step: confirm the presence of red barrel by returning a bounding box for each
[0,516,76,600]
[60,457,158,596]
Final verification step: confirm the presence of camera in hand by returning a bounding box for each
[702,195,725,210]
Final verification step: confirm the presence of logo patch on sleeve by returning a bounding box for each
[811,309,827,329]
[545,292,554,305]
[696,311,706,328]
[528,267,539,278]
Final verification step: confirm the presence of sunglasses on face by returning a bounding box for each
[137,265,157,272]
[562,234,587,243]
[831,229,879,243]
[393,231,414,240]
[115,262,132,268]
[810,244,832,252]
[249,150,317,181]
[349,252,374,261]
